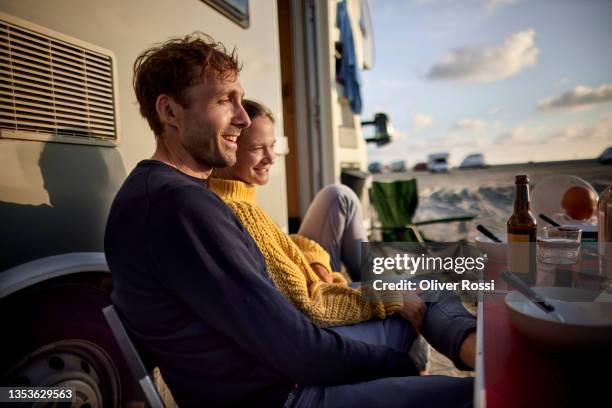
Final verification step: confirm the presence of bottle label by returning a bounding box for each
[507,233,531,275]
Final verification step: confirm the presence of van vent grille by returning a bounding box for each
[0,18,117,143]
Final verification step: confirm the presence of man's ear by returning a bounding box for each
[156,94,182,131]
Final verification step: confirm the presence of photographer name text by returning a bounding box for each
[372,279,495,291]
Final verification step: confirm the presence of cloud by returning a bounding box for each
[545,114,612,143]
[427,30,538,82]
[495,115,612,147]
[452,118,487,131]
[488,107,500,115]
[431,133,488,149]
[494,126,543,145]
[537,83,612,111]
[413,114,434,131]
[369,116,612,165]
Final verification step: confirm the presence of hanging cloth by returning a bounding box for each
[336,0,362,114]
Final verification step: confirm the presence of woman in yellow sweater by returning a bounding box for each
[210,100,423,329]
[209,100,481,375]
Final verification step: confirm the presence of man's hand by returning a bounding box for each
[398,292,427,332]
[310,263,333,284]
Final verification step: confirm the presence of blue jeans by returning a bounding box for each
[288,289,476,408]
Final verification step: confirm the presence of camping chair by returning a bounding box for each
[102,305,166,408]
[369,179,476,242]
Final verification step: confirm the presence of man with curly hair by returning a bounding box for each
[105,33,475,408]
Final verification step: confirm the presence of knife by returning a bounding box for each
[476,224,502,243]
[539,213,561,227]
[501,270,565,322]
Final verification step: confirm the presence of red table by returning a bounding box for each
[475,262,611,408]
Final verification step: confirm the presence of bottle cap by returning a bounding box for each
[515,175,529,184]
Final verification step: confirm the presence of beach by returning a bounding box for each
[372,159,612,242]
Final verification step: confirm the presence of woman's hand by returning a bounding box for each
[310,263,333,284]
[398,292,427,332]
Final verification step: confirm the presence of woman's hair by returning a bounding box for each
[242,99,275,123]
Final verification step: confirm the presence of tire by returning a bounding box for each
[0,282,145,407]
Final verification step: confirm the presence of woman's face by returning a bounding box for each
[227,115,276,185]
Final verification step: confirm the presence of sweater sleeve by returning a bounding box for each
[149,186,416,385]
[228,202,404,328]
[331,272,348,285]
[289,234,332,272]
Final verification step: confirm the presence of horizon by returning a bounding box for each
[362,0,612,167]
[370,155,608,169]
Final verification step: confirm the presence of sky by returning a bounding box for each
[362,0,612,166]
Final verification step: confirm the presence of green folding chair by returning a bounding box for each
[369,179,476,242]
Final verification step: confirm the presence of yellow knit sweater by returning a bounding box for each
[209,178,403,327]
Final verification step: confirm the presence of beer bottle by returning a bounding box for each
[507,175,537,285]
[598,186,612,276]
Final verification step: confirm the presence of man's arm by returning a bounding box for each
[149,186,417,385]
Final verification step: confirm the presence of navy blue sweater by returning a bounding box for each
[105,161,416,407]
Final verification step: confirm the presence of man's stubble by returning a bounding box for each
[182,116,237,169]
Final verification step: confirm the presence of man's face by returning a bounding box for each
[178,75,250,168]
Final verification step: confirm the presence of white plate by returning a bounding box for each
[554,215,598,233]
[505,287,612,350]
[531,175,598,229]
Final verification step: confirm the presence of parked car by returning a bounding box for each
[413,162,428,172]
[459,153,487,169]
[368,162,384,173]
[389,160,407,172]
[427,152,449,173]
[598,147,612,165]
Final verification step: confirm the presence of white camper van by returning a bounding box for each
[0,1,381,405]
[459,153,486,169]
[427,152,449,173]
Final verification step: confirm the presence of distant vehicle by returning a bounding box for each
[427,152,449,173]
[389,160,407,172]
[368,162,384,173]
[459,153,487,169]
[598,147,612,165]
[413,162,428,172]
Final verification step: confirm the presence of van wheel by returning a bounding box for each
[0,282,143,407]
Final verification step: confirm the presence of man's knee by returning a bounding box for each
[317,184,360,211]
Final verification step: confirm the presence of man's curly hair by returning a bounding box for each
[133,32,241,136]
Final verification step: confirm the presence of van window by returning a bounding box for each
[203,0,249,28]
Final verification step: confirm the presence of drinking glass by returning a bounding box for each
[536,226,581,287]
[537,226,582,265]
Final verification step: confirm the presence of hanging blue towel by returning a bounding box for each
[336,0,362,114]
